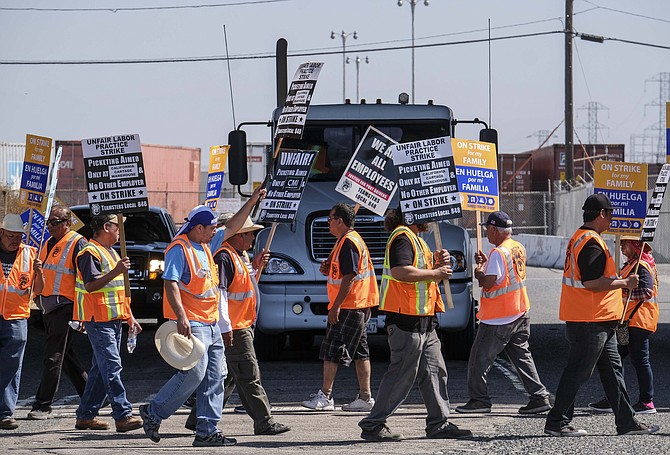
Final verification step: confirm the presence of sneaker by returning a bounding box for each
[75,418,110,430]
[619,422,660,435]
[588,398,612,413]
[0,418,19,430]
[455,399,491,414]
[342,396,375,412]
[115,415,143,433]
[139,404,161,443]
[427,422,473,439]
[301,390,335,411]
[519,397,552,414]
[544,425,588,437]
[233,405,247,414]
[360,424,404,442]
[633,401,657,414]
[255,422,291,435]
[27,409,52,420]
[193,432,237,447]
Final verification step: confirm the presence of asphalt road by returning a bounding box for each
[3,265,670,454]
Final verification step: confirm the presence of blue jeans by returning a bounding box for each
[146,324,225,437]
[618,327,654,403]
[0,318,28,419]
[76,320,133,421]
[546,322,638,434]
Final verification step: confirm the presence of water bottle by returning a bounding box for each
[68,320,86,334]
[127,326,138,353]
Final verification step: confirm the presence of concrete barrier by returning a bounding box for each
[470,233,616,270]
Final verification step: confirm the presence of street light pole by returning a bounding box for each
[346,56,369,102]
[398,0,429,104]
[331,30,357,102]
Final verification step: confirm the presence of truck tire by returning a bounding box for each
[288,333,315,351]
[440,303,477,361]
[253,330,287,361]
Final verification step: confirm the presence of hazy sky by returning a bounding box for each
[1,0,668,168]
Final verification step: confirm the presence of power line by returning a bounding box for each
[582,0,670,24]
[1,29,667,66]
[0,0,290,13]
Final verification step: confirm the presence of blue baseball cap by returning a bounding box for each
[480,211,513,228]
[175,205,217,237]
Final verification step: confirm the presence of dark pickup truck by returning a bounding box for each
[70,205,177,321]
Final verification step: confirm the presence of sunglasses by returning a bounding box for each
[47,218,68,226]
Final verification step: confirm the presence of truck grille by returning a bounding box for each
[310,215,389,266]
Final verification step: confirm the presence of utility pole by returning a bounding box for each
[564,0,574,182]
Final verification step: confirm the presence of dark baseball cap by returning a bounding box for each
[582,193,613,211]
[480,211,513,228]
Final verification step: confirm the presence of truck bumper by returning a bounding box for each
[256,280,473,334]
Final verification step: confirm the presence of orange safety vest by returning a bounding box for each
[0,244,37,320]
[163,234,219,323]
[39,230,84,302]
[379,226,443,316]
[216,243,256,330]
[559,229,622,322]
[74,240,130,322]
[478,238,530,321]
[327,230,379,310]
[621,258,659,333]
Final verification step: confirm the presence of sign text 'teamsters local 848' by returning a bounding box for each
[390,136,462,224]
[81,134,149,215]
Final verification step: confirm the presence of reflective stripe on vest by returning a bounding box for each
[621,258,659,332]
[74,240,127,322]
[162,235,219,323]
[559,229,622,322]
[215,243,256,329]
[379,226,442,315]
[40,230,82,299]
[0,244,36,319]
[477,239,530,320]
[326,230,378,310]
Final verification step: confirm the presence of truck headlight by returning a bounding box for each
[449,251,466,272]
[264,256,303,274]
[149,259,164,280]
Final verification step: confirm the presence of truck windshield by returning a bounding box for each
[281,121,450,182]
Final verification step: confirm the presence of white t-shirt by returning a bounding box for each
[480,248,525,326]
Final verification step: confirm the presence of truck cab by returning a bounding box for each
[231,101,477,360]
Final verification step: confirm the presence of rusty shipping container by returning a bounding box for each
[55,140,201,221]
[529,144,624,190]
[498,153,533,193]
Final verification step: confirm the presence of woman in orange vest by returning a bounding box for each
[589,235,659,415]
[0,214,44,431]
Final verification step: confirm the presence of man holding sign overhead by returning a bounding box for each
[358,207,471,441]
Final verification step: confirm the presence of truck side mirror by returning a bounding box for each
[479,128,498,153]
[228,130,248,185]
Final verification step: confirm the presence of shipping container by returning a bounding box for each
[55,140,201,221]
[498,153,533,192]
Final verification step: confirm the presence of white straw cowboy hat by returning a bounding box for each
[236,216,264,234]
[154,321,206,370]
[1,214,27,233]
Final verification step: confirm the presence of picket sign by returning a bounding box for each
[619,164,670,324]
